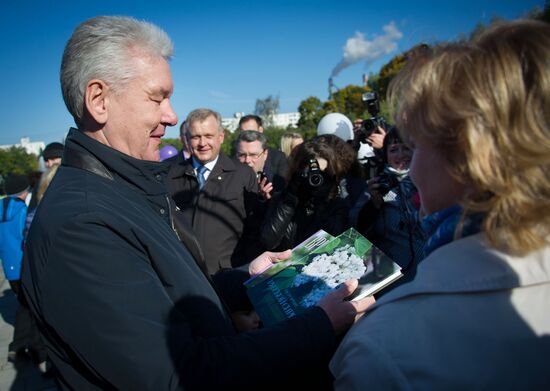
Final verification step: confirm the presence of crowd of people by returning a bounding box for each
[0,14,548,390]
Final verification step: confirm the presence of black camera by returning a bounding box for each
[377,170,399,196]
[300,159,324,187]
[257,171,268,182]
[359,92,387,140]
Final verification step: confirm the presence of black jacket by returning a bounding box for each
[264,147,288,193]
[260,189,351,252]
[167,153,264,274]
[21,129,335,390]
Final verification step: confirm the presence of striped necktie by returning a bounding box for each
[197,165,207,190]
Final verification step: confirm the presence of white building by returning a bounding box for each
[222,112,301,133]
[0,137,45,156]
[272,112,300,129]
[221,112,244,133]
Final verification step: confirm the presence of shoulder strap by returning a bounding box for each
[2,197,10,222]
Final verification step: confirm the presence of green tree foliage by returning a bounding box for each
[263,127,288,150]
[0,146,39,176]
[366,72,380,94]
[376,53,406,99]
[327,84,370,121]
[297,96,323,133]
[221,129,238,156]
[296,85,370,135]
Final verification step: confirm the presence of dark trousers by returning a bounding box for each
[8,280,47,363]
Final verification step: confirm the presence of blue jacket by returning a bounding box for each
[0,196,27,280]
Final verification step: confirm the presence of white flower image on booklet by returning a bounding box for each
[245,228,403,327]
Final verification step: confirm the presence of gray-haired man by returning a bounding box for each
[22,15,373,390]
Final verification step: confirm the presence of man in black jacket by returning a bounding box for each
[21,15,373,390]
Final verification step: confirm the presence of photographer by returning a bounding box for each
[352,127,425,277]
[352,92,388,180]
[260,134,355,251]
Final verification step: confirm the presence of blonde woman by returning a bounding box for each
[331,20,550,389]
[279,131,304,158]
[26,164,59,229]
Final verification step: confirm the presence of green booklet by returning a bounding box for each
[245,227,403,327]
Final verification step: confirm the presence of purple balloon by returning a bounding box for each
[159,145,178,161]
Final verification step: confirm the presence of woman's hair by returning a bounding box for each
[35,164,59,204]
[388,19,550,255]
[287,134,357,197]
[61,16,173,126]
[381,126,404,164]
[280,132,303,157]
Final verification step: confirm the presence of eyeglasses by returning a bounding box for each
[237,150,266,160]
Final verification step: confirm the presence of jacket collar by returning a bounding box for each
[62,128,170,196]
[375,233,550,308]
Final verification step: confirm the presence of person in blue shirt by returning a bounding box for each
[0,174,45,367]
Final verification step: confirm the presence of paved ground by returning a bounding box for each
[0,271,59,391]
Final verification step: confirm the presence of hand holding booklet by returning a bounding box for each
[245,227,403,327]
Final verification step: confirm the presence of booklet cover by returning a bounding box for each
[245,227,403,327]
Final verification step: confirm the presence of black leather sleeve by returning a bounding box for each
[259,192,298,250]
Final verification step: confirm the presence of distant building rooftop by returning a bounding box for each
[0,137,45,156]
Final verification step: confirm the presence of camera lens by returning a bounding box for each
[362,119,377,132]
[308,173,324,187]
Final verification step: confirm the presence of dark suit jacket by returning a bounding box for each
[167,153,264,274]
[22,129,336,390]
[264,147,288,193]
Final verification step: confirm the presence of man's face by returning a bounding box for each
[102,55,178,161]
[237,140,267,173]
[239,119,263,133]
[45,157,61,169]
[187,115,225,164]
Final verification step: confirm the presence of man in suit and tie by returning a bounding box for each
[167,108,264,274]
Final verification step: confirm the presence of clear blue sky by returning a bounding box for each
[0,0,544,145]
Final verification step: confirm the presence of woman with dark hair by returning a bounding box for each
[260,134,355,251]
[352,126,425,274]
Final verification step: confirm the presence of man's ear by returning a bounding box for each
[84,79,109,125]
